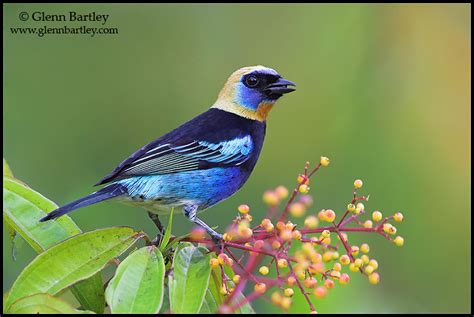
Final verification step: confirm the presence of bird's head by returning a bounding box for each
[212,66,296,121]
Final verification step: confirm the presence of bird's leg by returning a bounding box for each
[147,211,165,246]
[183,204,223,245]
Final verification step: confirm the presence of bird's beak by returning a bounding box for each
[263,78,296,97]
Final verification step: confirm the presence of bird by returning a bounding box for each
[40,65,296,242]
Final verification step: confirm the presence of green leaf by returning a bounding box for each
[232,291,256,314]
[163,234,188,253]
[208,267,256,314]
[3,158,14,178]
[105,246,165,313]
[70,274,105,314]
[169,245,211,313]
[3,158,18,259]
[208,268,225,307]
[199,289,219,313]
[4,289,11,308]
[3,177,81,252]
[224,266,255,314]
[3,176,105,313]
[4,217,17,260]
[159,284,170,313]
[4,227,143,310]
[173,241,194,255]
[7,293,95,314]
[159,208,174,252]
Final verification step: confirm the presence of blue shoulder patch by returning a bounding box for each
[197,135,253,165]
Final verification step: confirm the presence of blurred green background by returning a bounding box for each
[3,3,470,314]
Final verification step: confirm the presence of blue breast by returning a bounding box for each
[116,167,249,210]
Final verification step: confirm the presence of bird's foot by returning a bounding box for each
[209,231,224,252]
[150,235,162,247]
[147,212,165,246]
[183,204,224,251]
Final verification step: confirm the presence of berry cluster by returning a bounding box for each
[185,157,405,313]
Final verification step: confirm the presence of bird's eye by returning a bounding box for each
[245,75,259,87]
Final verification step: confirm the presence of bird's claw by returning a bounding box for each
[210,232,224,252]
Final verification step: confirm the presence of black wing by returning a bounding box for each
[95,109,256,185]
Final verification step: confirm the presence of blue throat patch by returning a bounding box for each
[235,82,270,110]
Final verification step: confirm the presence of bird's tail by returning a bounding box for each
[40,183,128,222]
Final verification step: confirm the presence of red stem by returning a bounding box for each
[288,261,316,312]
[224,278,278,313]
[278,187,299,222]
[332,221,355,262]
[225,246,260,284]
